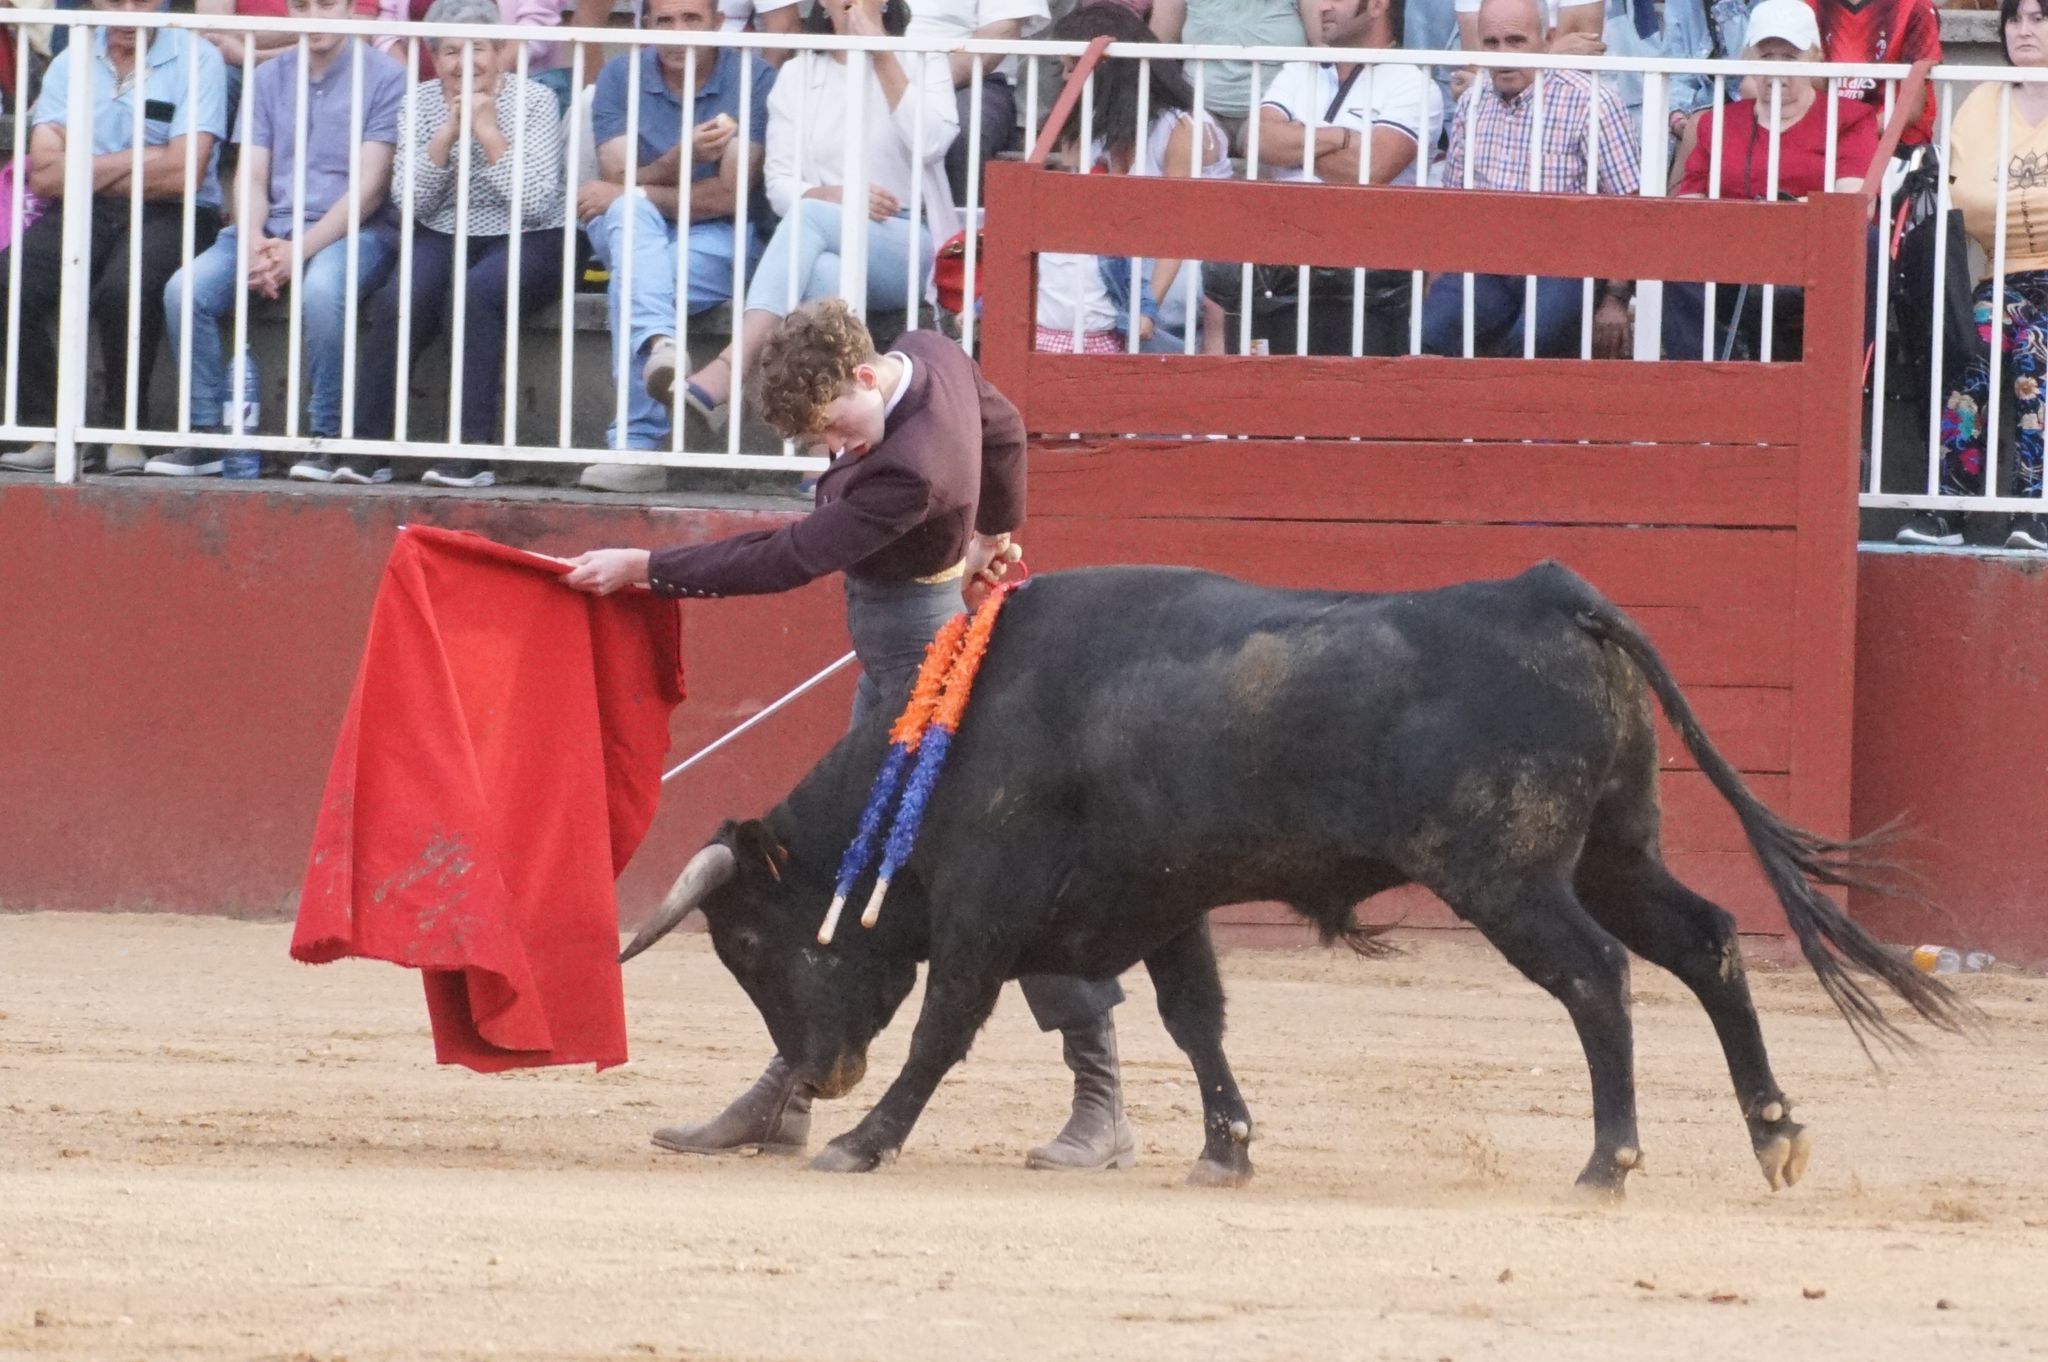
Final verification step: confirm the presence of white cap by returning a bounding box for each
[1744,0,1822,54]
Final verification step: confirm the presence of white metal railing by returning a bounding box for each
[0,11,2029,529]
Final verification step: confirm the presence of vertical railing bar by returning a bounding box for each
[228,40,255,451]
[669,44,698,458]
[1240,60,1262,357]
[1926,85,1954,498]
[962,51,983,348]
[557,39,582,450]
[52,24,93,482]
[285,33,310,439]
[1987,80,2013,505]
[395,36,418,444]
[1869,78,1895,485]
[3,21,28,429]
[503,36,530,451]
[1351,63,1375,360]
[1581,63,1596,360]
[1760,76,1782,364]
[1522,68,1544,360]
[1704,74,1724,360]
[177,34,200,433]
[614,41,641,452]
[341,38,364,440]
[1128,55,1147,354]
[1460,78,1475,359]
[726,50,753,458]
[123,25,147,434]
[1183,56,1202,356]
[448,40,475,449]
[1296,53,1317,358]
[1071,63,1092,353]
[904,49,924,326]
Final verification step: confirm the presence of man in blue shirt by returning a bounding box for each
[149,0,406,478]
[0,0,227,473]
[574,0,774,493]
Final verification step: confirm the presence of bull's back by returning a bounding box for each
[956,565,1629,852]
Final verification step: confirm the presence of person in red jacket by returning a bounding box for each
[564,298,1136,1173]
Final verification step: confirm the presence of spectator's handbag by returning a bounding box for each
[1890,150,1981,393]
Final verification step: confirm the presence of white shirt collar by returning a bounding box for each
[881,352,913,417]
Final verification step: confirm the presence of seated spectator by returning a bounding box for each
[348,0,568,487]
[904,0,1047,208]
[375,0,581,106]
[1420,0,1635,359]
[574,0,773,494]
[1253,0,1438,356]
[671,0,957,427]
[195,0,379,141]
[1810,0,1940,155]
[1149,0,1320,155]
[1662,0,1878,365]
[1038,3,1227,354]
[0,0,226,476]
[1903,0,2048,551]
[714,0,803,65]
[147,0,402,478]
[1404,0,1597,114]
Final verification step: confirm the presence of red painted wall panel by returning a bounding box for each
[1852,549,2048,964]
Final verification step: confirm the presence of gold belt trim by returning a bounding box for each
[914,560,967,586]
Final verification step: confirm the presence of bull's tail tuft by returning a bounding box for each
[1570,600,1978,1061]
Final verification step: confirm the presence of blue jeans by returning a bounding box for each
[164,226,395,436]
[584,191,747,450]
[1420,273,1587,358]
[745,198,931,321]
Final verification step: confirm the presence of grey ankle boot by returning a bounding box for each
[1025,1014,1136,1171]
[651,1055,813,1155]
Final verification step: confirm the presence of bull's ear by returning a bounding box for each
[729,819,789,883]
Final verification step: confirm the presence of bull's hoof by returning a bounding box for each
[1574,1145,1641,1199]
[1185,1154,1254,1188]
[1755,1122,1813,1192]
[810,1136,890,1173]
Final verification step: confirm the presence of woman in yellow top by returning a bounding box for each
[1909,0,2048,550]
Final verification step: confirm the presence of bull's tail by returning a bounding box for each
[1568,588,1974,1058]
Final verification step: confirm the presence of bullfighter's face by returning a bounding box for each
[696,822,918,1100]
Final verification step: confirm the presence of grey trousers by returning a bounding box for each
[845,574,1124,1033]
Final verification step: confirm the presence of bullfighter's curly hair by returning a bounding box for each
[753,299,879,438]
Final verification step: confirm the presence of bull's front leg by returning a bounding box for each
[811,968,1004,1173]
[1145,921,1256,1187]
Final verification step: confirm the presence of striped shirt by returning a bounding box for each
[1444,69,1640,197]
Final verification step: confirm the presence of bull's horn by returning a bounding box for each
[619,843,737,963]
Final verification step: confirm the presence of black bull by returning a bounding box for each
[622,563,1968,1193]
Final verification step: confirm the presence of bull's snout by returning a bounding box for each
[806,1052,868,1100]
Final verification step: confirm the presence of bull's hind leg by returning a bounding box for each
[1144,921,1255,1188]
[1444,876,1643,1195]
[1575,843,1812,1192]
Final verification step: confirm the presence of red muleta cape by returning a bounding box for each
[291,526,684,1072]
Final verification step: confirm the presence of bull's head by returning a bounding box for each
[619,820,918,1100]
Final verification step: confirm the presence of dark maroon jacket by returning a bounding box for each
[646,330,1027,600]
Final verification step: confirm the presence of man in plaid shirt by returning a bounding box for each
[1423,0,1640,357]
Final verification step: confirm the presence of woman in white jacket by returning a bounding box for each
[667,0,957,425]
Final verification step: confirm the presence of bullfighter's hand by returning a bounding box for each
[563,548,652,595]
[963,532,1019,609]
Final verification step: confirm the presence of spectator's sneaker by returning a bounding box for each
[288,454,341,482]
[642,337,678,408]
[0,442,55,472]
[578,462,665,494]
[328,456,392,486]
[2008,514,2048,552]
[421,460,496,489]
[143,447,225,477]
[1895,511,1962,547]
[105,443,149,475]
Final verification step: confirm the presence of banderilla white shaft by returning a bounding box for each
[660,651,859,784]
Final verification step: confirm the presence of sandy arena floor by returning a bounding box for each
[2,913,2045,1362]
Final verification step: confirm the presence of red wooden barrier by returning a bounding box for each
[981,162,1868,933]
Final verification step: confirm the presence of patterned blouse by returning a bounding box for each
[394,72,566,236]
